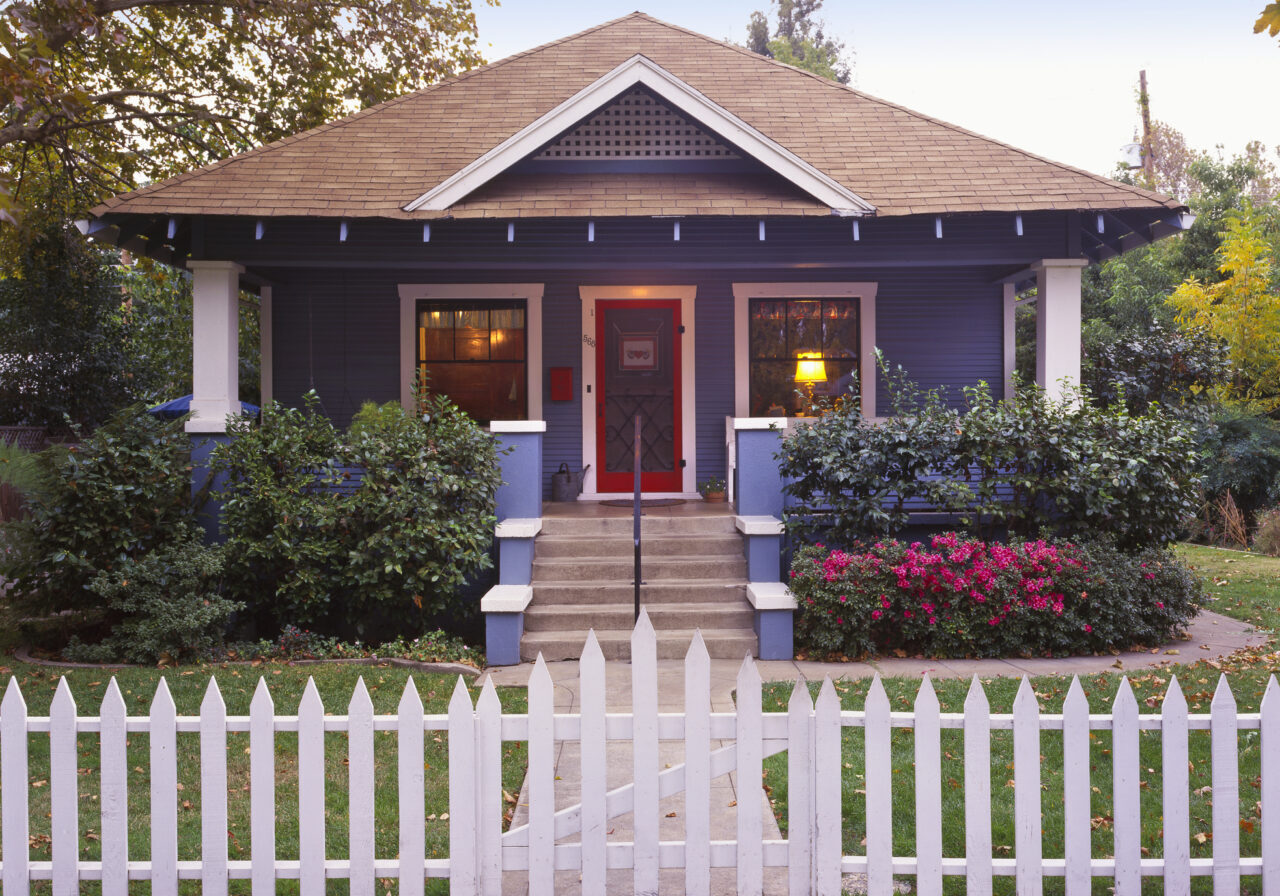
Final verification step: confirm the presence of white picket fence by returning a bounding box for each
[1,610,1278,895]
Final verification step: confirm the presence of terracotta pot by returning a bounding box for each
[702,491,727,503]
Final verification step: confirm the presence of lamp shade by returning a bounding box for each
[794,355,827,384]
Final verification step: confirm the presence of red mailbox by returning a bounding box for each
[549,366,573,401]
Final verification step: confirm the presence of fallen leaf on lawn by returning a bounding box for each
[1194,832,1210,844]
[666,812,678,818]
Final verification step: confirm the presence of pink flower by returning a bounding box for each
[871,610,882,620]
[1155,601,1164,609]
[839,595,847,603]
[836,617,843,625]
[1144,572,1156,580]
[1083,624,1092,633]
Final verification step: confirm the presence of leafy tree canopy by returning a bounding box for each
[745,0,852,85]
[1257,2,1280,39]
[1167,203,1280,411]
[0,0,491,221]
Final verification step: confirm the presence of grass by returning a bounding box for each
[1174,543,1280,637]
[0,658,527,895]
[760,545,1280,894]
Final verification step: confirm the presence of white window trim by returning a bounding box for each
[398,283,544,420]
[732,281,879,419]
[579,285,698,497]
[404,55,874,216]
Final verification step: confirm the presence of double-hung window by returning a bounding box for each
[416,300,527,424]
[747,298,860,416]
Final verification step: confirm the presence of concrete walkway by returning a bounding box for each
[480,610,1267,894]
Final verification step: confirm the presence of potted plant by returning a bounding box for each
[698,477,727,503]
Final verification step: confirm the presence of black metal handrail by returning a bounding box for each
[633,413,642,623]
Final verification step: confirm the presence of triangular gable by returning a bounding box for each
[403,54,875,215]
[531,87,740,161]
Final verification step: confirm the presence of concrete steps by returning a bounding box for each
[523,508,757,661]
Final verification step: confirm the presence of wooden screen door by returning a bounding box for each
[595,300,683,492]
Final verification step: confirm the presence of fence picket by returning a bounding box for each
[50,678,79,896]
[199,678,229,896]
[578,631,608,892]
[632,610,660,896]
[736,656,764,895]
[397,679,426,896]
[814,678,842,896]
[1111,678,1140,896]
[787,677,813,896]
[963,677,992,896]
[1012,677,1042,896]
[1211,675,1241,896]
[1261,676,1280,896]
[1162,677,1191,896]
[1061,677,1091,896]
[2,679,30,896]
[526,656,555,896]
[348,678,375,896]
[476,679,503,894]
[99,679,128,896]
[449,675,478,895]
[685,630,713,896]
[865,675,892,896]
[913,676,942,896]
[297,677,326,896]
[146,679,179,896]
[249,679,276,896]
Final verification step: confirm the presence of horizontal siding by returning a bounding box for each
[262,264,1007,495]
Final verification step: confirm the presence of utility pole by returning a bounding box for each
[1138,70,1155,185]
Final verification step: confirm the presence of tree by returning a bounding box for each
[0,0,491,220]
[1167,203,1280,410]
[1257,3,1280,39]
[0,197,130,433]
[745,0,852,85]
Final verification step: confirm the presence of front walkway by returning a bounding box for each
[481,610,1265,895]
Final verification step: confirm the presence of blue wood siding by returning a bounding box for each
[262,265,1004,494]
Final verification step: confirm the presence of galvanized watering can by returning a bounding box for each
[551,462,590,501]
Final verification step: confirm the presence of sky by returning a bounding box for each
[472,0,1280,180]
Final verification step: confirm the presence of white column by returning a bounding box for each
[186,260,244,433]
[1003,282,1017,399]
[258,286,272,407]
[1032,259,1087,400]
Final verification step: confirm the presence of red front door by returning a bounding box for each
[595,300,683,492]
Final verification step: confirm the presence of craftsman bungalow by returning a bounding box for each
[89,13,1189,661]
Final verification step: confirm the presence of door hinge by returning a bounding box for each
[679,459,687,468]
[678,325,686,334]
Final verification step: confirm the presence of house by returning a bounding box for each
[88,13,1189,662]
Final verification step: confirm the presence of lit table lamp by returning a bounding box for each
[794,354,827,415]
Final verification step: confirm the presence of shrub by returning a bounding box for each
[1253,507,1280,557]
[1194,405,1280,519]
[213,393,502,637]
[790,534,1201,659]
[64,537,240,664]
[0,408,198,624]
[780,364,1201,550]
[1083,322,1226,415]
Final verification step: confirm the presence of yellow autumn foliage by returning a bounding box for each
[1167,204,1280,411]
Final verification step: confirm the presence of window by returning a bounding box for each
[416,300,526,424]
[732,281,877,418]
[748,298,859,416]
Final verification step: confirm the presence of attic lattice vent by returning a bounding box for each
[533,88,740,161]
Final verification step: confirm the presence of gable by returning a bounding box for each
[403,54,876,215]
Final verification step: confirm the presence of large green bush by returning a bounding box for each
[780,364,1201,550]
[1194,405,1280,518]
[0,408,198,621]
[790,534,1201,660]
[213,394,502,637]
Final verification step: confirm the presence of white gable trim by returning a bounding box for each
[403,54,876,216]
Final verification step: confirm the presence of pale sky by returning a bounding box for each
[472,1,1280,181]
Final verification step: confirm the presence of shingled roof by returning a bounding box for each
[94,12,1181,221]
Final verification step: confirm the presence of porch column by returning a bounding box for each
[259,285,272,406]
[186,260,245,433]
[1032,259,1086,400]
[1003,282,1017,399]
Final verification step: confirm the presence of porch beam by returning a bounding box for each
[186,260,245,433]
[1032,259,1086,400]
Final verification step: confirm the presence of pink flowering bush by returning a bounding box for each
[790,533,1201,659]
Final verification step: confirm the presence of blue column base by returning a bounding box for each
[189,433,231,544]
[754,609,794,661]
[486,612,525,666]
[744,534,782,582]
[498,538,535,585]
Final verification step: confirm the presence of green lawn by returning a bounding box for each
[0,659,527,895]
[1175,543,1280,637]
